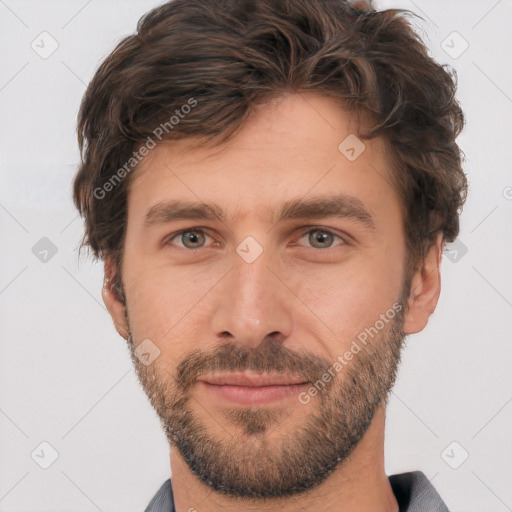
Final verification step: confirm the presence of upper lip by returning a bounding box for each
[200,373,309,387]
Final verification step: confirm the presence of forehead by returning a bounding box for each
[127,92,399,226]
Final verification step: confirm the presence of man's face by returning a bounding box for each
[117,93,411,498]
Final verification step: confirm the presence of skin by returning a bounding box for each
[102,92,443,512]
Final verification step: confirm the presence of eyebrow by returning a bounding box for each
[144,194,376,231]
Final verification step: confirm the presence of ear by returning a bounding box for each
[102,256,130,339]
[403,233,443,334]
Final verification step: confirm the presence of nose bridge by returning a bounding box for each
[233,252,271,320]
[211,244,292,346]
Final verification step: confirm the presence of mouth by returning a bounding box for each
[197,373,310,406]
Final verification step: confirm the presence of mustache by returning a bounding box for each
[171,338,333,393]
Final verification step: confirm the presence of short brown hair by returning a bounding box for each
[73,0,467,297]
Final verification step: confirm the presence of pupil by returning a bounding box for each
[184,231,203,247]
[312,230,331,248]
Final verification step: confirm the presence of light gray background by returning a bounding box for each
[1,0,511,511]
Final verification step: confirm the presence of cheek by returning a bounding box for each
[292,251,405,342]
[122,223,406,355]
[123,257,222,348]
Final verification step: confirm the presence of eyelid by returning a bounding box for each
[164,226,216,249]
[164,225,349,250]
[295,225,348,247]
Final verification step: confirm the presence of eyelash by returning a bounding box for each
[164,226,347,251]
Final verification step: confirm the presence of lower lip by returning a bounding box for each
[199,381,309,405]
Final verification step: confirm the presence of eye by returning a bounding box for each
[164,227,347,251]
[296,227,346,249]
[166,228,214,250]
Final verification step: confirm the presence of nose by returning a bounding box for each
[210,249,293,349]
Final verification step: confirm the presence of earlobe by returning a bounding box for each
[403,233,443,335]
[102,256,130,339]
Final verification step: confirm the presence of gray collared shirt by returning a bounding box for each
[144,471,450,511]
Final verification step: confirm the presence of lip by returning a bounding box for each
[197,373,309,406]
[200,372,309,387]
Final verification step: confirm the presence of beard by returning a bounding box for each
[126,295,407,501]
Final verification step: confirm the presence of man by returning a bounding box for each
[72,0,467,510]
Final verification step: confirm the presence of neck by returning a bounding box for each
[169,405,398,512]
